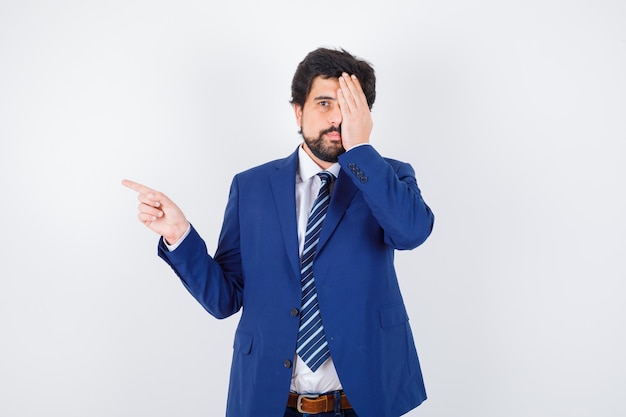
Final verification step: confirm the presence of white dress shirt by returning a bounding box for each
[290,145,342,394]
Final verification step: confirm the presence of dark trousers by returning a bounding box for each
[283,408,359,417]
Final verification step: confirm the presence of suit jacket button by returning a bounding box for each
[360,176,368,183]
[290,308,299,317]
[284,359,292,368]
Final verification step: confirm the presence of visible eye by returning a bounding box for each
[318,101,330,107]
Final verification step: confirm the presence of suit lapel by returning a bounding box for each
[317,170,358,253]
[269,150,301,279]
[268,149,359,276]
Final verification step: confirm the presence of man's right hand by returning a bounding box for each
[121,179,190,245]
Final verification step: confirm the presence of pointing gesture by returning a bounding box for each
[121,179,190,245]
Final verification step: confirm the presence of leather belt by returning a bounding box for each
[287,391,352,414]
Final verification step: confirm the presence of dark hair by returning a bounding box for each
[290,47,376,110]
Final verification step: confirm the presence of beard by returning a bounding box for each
[301,126,345,163]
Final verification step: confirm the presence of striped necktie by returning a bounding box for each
[296,171,335,372]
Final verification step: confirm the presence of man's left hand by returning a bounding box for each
[337,72,373,150]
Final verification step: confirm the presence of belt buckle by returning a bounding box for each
[296,394,319,413]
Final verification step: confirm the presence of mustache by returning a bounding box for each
[321,126,341,135]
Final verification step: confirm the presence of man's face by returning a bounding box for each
[294,76,344,164]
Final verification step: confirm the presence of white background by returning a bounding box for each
[1,1,625,416]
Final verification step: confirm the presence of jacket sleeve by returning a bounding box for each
[157,177,244,319]
[338,144,434,250]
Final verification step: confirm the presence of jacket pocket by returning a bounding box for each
[379,304,409,328]
[233,330,253,355]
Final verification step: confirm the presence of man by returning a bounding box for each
[123,47,434,417]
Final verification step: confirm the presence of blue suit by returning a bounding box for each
[158,145,434,417]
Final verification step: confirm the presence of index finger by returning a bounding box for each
[121,179,154,194]
[339,73,367,106]
[347,73,364,90]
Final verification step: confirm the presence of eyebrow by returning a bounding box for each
[314,95,336,101]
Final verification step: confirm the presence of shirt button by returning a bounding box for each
[284,359,292,368]
[290,308,299,317]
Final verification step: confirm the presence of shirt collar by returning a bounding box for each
[297,144,341,182]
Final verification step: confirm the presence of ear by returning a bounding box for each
[293,104,303,127]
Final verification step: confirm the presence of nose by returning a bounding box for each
[328,105,342,126]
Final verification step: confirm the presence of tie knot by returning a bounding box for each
[317,171,335,186]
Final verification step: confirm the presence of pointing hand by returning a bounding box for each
[121,179,190,245]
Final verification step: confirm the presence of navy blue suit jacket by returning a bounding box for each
[158,145,434,417]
